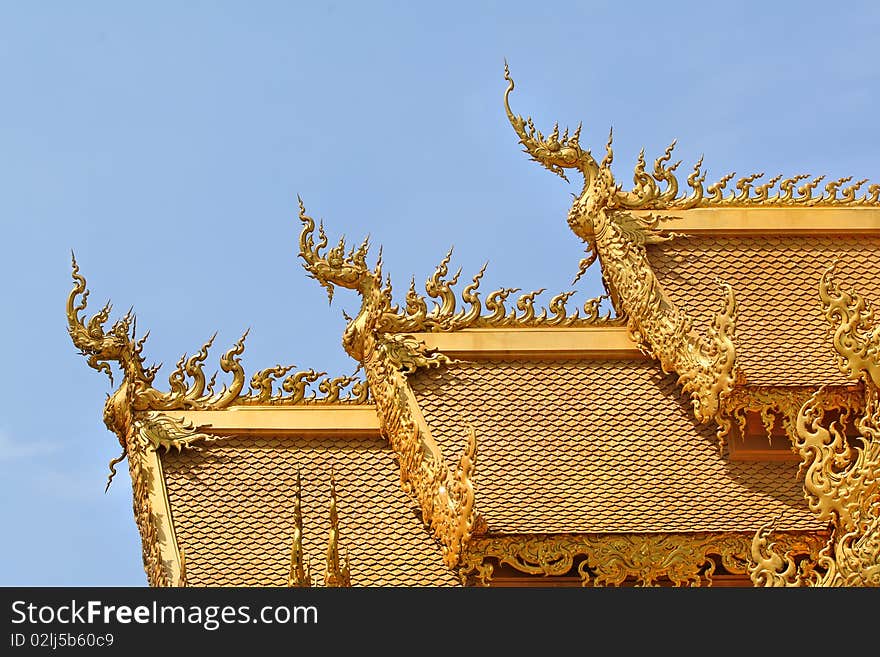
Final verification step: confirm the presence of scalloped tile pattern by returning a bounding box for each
[161,435,459,586]
[409,359,822,534]
[646,235,880,385]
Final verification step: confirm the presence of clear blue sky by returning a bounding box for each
[1,2,877,585]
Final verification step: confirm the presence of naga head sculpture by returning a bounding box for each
[67,252,158,435]
[298,197,391,362]
[503,62,601,187]
[503,62,622,244]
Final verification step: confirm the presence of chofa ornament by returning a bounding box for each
[503,64,737,425]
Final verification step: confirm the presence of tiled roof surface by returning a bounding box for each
[161,435,460,586]
[409,359,822,534]
[646,234,880,385]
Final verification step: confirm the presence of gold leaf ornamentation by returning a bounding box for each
[134,412,214,452]
[288,470,311,587]
[504,63,746,423]
[298,202,482,569]
[750,265,880,586]
[462,532,825,587]
[324,472,351,587]
[718,385,864,450]
[504,66,737,426]
[503,65,877,210]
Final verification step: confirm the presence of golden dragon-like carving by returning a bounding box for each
[750,264,880,586]
[462,532,825,587]
[503,64,737,425]
[67,252,371,459]
[298,200,480,568]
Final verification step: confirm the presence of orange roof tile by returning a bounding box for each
[646,235,880,386]
[161,435,460,586]
[409,359,823,534]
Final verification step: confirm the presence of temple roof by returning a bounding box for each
[66,66,880,587]
[647,232,880,387]
[410,358,821,534]
[162,432,459,587]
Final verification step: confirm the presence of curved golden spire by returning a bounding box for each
[324,471,351,587]
[288,469,311,587]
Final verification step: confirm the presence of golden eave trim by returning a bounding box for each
[158,404,380,437]
[406,327,645,360]
[144,448,183,585]
[642,207,880,235]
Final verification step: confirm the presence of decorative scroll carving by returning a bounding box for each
[288,470,311,587]
[751,265,880,586]
[299,201,481,568]
[323,473,351,587]
[61,265,174,586]
[821,263,880,388]
[504,66,737,425]
[242,370,370,405]
[134,412,215,453]
[392,249,622,331]
[431,428,477,568]
[375,333,452,374]
[462,532,825,587]
[718,385,864,450]
[68,254,370,468]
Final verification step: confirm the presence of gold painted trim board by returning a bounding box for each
[408,327,645,359]
[160,404,380,437]
[645,207,880,235]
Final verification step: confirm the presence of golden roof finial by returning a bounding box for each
[324,469,351,587]
[503,61,599,184]
[288,468,311,587]
[298,196,379,305]
[505,70,879,210]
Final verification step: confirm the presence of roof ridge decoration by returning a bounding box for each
[750,264,880,586]
[67,255,369,585]
[299,200,481,568]
[298,207,622,334]
[504,65,736,427]
[396,251,623,330]
[502,68,878,210]
[68,254,369,410]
